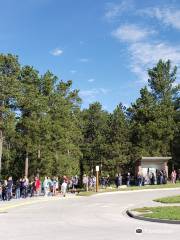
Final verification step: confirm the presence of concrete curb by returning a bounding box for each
[126,209,180,225]
[93,187,180,197]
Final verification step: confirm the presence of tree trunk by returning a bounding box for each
[25,152,29,177]
[38,148,41,159]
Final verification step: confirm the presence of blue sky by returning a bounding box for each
[1,0,180,112]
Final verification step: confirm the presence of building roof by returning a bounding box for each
[142,157,172,161]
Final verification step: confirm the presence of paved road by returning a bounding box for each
[0,189,180,240]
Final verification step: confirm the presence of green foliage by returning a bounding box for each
[128,60,179,161]
[105,104,131,174]
[81,102,109,174]
[0,55,179,179]
[0,54,82,178]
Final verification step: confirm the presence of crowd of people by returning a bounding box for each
[0,169,180,201]
[136,169,180,186]
[102,169,180,189]
[0,175,79,201]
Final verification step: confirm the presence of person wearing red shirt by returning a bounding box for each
[35,177,41,196]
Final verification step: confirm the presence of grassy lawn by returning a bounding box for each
[77,182,180,196]
[120,182,180,191]
[154,195,180,203]
[77,191,97,197]
[133,206,180,220]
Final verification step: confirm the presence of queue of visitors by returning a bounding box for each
[0,175,79,201]
[0,170,180,201]
[137,169,179,186]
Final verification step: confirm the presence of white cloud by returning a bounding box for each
[130,63,147,82]
[130,42,180,65]
[80,89,98,98]
[99,88,109,94]
[79,58,89,62]
[129,42,180,82]
[50,48,63,56]
[123,103,130,109]
[79,88,109,103]
[105,0,134,21]
[172,82,180,88]
[108,3,180,83]
[70,70,77,74]
[140,7,180,30]
[112,24,155,43]
[111,21,180,82]
[88,78,95,83]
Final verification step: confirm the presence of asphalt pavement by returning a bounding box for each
[0,189,180,240]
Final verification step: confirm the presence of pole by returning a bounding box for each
[96,166,99,192]
[96,171,99,192]
[25,152,28,177]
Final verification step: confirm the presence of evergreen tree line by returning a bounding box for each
[0,54,179,179]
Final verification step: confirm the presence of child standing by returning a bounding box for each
[61,180,67,197]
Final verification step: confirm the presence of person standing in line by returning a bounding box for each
[47,177,53,196]
[163,170,167,184]
[137,173,143,187]
[35,176,41,196]
[150,172,155,185]
[20,178,23,198]
[29,178,35,197]
[56,177,59,194]
[15,179,21,199]
[106,175,110,187]
[88,176,93,191]
[126,172,131,187]
[72,176,78,192]
[115,174,119,188]
[159,170,163,185]
[61,180,67,197]
[0,182,2,201]
[52,177,57,196]
[174,170,177,183]
[92,175,96,190]
[171,170,177,184]
[83,174,89,192]
[69,177,73,191]
[43,176,49,196]
[101,177,106,189]
[177,169,180,182]
[7,176,13,201]
[2,180,8,201]
[74,176,79,190]
[22,176,29,198]
[119,173,122,187]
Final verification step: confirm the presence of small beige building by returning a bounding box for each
[136,157,171,183]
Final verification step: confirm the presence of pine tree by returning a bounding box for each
[0,54,20,177]
[81,102,109,175]
[106,104,130,174]
[128,60,178,162]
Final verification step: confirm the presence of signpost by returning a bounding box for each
[96,166,99,192]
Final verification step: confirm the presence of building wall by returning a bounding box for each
[136,160,168,177]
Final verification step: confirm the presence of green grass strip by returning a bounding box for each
[77,182,180,196]
[154,195,180,203]
[134,206,180,220]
